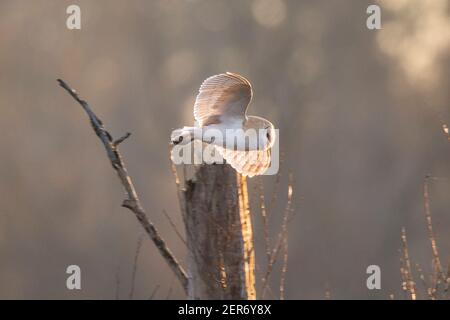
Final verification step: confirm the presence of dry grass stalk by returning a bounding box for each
[400,227,417,300]
[268,151,285,212]
[414,263,433,299]
[423,177,444,280]
[279,175,293,300]
[129,234,144,299]
[256,178,271,265]
[279,234,288,300]
[149,284,160,300]
[261,173,294,299]
[115,268,121,300]
[398,175,450,300]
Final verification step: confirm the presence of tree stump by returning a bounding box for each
[182,164,256,300]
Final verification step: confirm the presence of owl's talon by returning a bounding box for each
[172,136,183,145]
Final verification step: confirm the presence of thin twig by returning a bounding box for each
[115,267,121,300]
[58,79,188,293]
[261,173,294,298]
[444,262,450,297]
[256,177,271,266]
[148,285,160,300]
[268,150,284,213]
[162,209,187,247]
[129,234,144,299]
[166,275,175,300]
[114,132,131,147]
[414,263,432,300]
[279,233,288,300]
[260,233,283,296]
[423,177,444,280]
[279,174,293,300]
[254,263,277,299]
[400,227,417,300]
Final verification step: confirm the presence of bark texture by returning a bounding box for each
[182,164,256,300]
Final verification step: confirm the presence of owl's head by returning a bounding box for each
[259,124,276,150]
[244,115,276,150]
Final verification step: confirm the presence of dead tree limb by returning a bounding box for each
[57,79,188,294]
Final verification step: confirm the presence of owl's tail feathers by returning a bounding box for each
[171,127,195,145]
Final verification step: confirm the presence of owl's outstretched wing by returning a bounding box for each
[194,72,252,127]
[215,145,271,177]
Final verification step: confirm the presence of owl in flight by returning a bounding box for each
[171,72,276,177]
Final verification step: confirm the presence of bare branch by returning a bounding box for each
[57,79,188,293]
[114,132,131,147]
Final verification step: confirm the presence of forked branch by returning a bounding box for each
[57,79,188,293]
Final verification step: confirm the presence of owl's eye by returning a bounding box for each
[266,131,271,141]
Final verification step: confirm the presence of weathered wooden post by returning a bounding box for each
[180,164,256,300]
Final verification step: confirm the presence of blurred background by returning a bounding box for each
[0,0,449,299]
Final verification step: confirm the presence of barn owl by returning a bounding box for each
[171,72,276,177]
